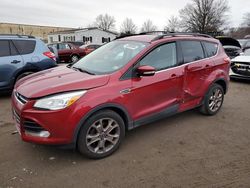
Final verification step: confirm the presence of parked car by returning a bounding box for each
[48,42,85,63]
[216,36,242,59]
[12,33,230,159]
[230,48,250,80]
[0,34,57,93]
[47,45,59,63]
[80,44,102,55]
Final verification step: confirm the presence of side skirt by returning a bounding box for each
[131,104,179,130]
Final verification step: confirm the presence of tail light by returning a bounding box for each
[43,51,56,62]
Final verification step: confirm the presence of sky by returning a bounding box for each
[0,0,250,31]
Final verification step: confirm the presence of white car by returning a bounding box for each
[230,48,250,80]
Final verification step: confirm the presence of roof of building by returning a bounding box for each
[48,27,118,35]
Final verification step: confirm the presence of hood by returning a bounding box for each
[216,36,241,48]
[16,66,110,98]
[231,55,250,63]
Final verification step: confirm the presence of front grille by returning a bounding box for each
[23,120,45,133]
[13,109,21,124]
[14,92,28,105]
[231,62,250,76]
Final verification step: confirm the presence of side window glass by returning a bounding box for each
[140,43,177,71]
[181,41,204,63]
[12,40,36,55]
[204,42,218,57]
[10,41,19,56]
[0,40,10,57]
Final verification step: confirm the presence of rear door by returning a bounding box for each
[129,42,184,121]
[180,40,213,106]
[0,40,23,89]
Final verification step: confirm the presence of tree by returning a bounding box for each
[95,14,116,31]
[120,18,137,34]
[242,12,250,27]
[164,16,180,32]
[140,19,157,33]
[179,0,229,33]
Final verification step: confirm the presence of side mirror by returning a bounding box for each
[136,65,156,77]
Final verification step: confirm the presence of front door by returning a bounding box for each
[128,42,184,122]
[0,40,23,89]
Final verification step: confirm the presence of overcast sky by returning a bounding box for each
[0,0,249,31]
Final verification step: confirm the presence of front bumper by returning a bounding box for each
[11,91,88,145]
[230,63,250,80]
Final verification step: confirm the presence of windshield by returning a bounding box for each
[72,40,149,75]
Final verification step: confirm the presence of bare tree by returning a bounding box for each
[164,16,180,32]
[179,0,229,33]
[140,19,157,33]
[242,12,250,27]
[95,14,116,31]
[120,18,137,34]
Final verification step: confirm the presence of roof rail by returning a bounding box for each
[0,34,35,39]
[151,32,213,41]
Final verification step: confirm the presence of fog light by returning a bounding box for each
[25,131,50,138]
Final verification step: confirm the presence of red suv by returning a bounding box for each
[48,42,85,63]
[12,33,230,159]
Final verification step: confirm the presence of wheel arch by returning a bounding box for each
[72,103,133,146]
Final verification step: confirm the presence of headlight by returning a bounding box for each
[34,91,86,110]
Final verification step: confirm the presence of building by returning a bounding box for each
[0,22,74,42]
[48,27,117,44]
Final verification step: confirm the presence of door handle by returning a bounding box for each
[205,64,210,68]
[11,60,21,64]
[171,74,177,78]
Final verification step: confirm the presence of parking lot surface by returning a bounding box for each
[0,81,250,187]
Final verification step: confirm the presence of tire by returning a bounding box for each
[77,110,125,159]
[199,83,224,116]
[71,55,79,63]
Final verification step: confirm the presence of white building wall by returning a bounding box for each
[48,28,117,44]
[75,29,117,44]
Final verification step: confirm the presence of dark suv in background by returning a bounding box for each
[0,35,57,92]
[48,42,85,63]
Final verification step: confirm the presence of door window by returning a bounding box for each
[12,40,36,55]
[58,43,71,50]
[140,43,177,71]
[0,40,10,57]
[180,41,204,63]
[203,42,218,57]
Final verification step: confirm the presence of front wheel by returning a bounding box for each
[199,83,224,116]
[71,55,79,63]
[77,110,125,159]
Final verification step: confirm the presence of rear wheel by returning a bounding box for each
[71,55,79,63]
[199,83,224,115]
[77,110,125,159]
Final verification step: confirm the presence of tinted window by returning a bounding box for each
[140,43,177,71]
[0,40,10,57]
[10,41,19,56]
[58,43,71,50]
[204,42,218,57]
[13,40,36,55]
[181,41,204,63]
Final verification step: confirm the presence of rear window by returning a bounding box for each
[203,42,218,57]
[180,41,204,63]
[12,40,36,55]
[0,40,10,57]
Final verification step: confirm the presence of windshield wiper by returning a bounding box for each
[72,67,95,75]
